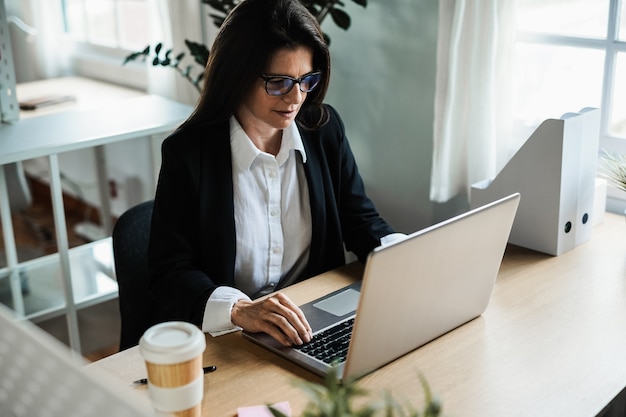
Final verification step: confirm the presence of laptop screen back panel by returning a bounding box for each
[343,193,520,381]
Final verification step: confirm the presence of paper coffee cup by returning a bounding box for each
[139,322,207,417]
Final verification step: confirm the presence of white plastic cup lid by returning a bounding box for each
[139,321,206,365]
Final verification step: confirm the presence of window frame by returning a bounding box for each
[515,0,626,212]
[60,0,150,90]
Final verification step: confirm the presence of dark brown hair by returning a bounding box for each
[180,0,331,130]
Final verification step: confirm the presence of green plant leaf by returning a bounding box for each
[600,150,626,193]
[174,52,186,67]
[329,8,351,30]
[185,39,210,67]
[122,52,142,65]
[418,373,442,417]
[267,405,290,417]
[350,0,367,7]
[121,0,365,93]
[204,0,237,28]
[209,13,227,28]
[123,45,150,65]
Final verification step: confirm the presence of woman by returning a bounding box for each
[148,0,398,347]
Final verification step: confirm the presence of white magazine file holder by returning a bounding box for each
[470,108,600,256]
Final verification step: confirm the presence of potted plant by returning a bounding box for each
[600,151,626,194]
[123,0,366,93]
[268,366,442,417]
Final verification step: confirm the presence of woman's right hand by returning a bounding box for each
[231,292,313,347]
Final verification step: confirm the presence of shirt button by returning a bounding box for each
[270,209,279,217]
[272,246,281,254]
[268,171,277,178]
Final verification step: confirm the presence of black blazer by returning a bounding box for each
[147,104,394,326]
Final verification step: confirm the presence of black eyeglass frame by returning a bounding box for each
[260,71,322,96]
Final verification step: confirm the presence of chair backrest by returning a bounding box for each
[112,200,156,351]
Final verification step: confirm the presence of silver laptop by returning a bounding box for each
[244,193,520,381]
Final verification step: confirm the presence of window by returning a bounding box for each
[514,0,626,144]
[514,0,626,211]
[60,0,150,89]
[61,0,149,50]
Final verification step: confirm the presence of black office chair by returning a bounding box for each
[112,199,157,351]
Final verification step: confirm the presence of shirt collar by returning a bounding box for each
[229,116,307,171]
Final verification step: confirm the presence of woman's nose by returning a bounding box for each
[283,85,305,103]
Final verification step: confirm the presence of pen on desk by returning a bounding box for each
[133,365,217,385]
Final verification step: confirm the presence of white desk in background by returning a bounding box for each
[0,77,192,353]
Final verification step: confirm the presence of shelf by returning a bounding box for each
[0,238,117,322]
[0,94,192,165]
[0,77,192,353]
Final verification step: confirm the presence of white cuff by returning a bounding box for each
[380,232,408,247]
[201,287,251,336]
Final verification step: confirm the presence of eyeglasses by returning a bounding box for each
[260,71,322,96]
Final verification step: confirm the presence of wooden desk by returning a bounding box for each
[88,213,626,417]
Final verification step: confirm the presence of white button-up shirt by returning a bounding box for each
[201,117,312,335]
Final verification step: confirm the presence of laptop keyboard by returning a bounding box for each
[294,318,354,364]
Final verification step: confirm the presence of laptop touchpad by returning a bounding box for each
[313,289,360,317]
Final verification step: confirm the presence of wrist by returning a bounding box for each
[231,298,252,326]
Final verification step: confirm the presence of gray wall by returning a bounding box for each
[322,0,439,233]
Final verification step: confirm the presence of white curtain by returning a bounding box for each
[430,0,516,203]
[147,0,206,105]
[8,0,67,82]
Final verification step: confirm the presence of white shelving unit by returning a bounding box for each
[0,238,117,321]
[0,78,192,353]
[0,0,19,123]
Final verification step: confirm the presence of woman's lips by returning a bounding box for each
[276,109,298,118]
